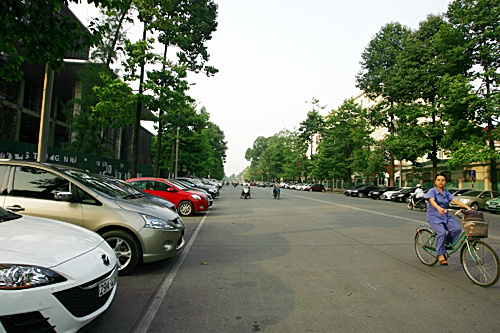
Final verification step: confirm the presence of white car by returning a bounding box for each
[380,188,403,200]
[0,207,118,333]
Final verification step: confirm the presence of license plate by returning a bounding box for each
[98,270,118,297]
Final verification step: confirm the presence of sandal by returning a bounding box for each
[438,255,448,266]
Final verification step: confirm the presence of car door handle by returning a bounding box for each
[6,205,25,212]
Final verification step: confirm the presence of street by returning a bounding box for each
[82,186,500,332]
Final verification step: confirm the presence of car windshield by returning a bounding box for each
[168,180,189,190]
[463,190,482,197]
[0,206,21,222]
[63,169,131,198]
[102,177,144,197]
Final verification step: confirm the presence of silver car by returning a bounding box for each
[449,190,500,211]
[0,160,185,275]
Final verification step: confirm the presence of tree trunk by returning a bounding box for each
[153,45,169,177]
[131,26,147,178]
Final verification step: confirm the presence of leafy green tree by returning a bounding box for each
[315,99,372,187]
[356,22,411,186]
[298,98,325,157]
[129,0,219,177]
[447,0,500,190]
[391,14,472,178]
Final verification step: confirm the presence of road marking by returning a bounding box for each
[134,211,209,333]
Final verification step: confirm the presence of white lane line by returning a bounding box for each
[134,212,209,333]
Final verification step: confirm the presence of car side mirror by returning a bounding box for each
[54,191,73,201]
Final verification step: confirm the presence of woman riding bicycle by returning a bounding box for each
[426,173,470,265]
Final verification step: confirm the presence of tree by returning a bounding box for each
[314,99,373,187]
[447,0,500,190]
[391,14,472,178]
[129,0,219,177]
[298,98,325,157]
[356,22,411,186]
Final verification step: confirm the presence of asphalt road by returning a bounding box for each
[82,186,500,333]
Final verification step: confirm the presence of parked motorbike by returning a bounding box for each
[407,195,426,212]
[273,187,280,199]
[241,186,251,199]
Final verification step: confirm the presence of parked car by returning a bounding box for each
[343,184,366,196]
[101,175,177,213]
[368,186,399,199]
[449,190,500,211]
[449,188,472,196]
[0,206,118,332]
[391,187,418,202]
[176,177,218,198]
[126,178,210,217]
[169,179,214,207]
[380,187,404,200]
[296,183,311,191]
[0,160,185,275]
[351,185,379,198]
[305,184,325,192]
[486,197,500,213]
[257,182,266,187]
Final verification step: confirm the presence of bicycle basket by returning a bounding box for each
[461,219,489,238]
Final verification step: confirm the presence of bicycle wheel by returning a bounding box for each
[415,229,438,266]
[460,240,500,287]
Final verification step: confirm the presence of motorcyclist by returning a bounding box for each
[412,184,425,206]
[272,182,280,197]
[241,183,251,198]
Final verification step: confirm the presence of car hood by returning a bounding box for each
[115,197,180,220]
[0,216,103,267]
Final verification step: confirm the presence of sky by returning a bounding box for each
[70,0,452,177]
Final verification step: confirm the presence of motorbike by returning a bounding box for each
[407,194,426,211]
[273,187,280,199]
[241,186,251,199]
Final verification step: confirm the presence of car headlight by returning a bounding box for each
[191,194,202,200]
[398,194,404,197]
[141,214,176,230]
[0,264,67,290]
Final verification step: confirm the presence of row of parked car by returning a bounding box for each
[343,184,500,212]
[0,159,222,333]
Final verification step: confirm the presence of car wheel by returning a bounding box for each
[470,202,479,211]
[310,189,313,192]
[102,230,140,276]
[359,192,366,198]
[178,200,195,216]
[321,189,325,192]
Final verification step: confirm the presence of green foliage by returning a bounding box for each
[313,99,376,184]
[447,0,500,189]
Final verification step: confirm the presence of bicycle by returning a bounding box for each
[414,209,499,287]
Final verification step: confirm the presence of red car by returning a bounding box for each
[305,184,325,192]
[126,178,209,216]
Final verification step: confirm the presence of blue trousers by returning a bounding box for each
[428,217,462,255]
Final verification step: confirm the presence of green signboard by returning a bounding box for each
[0,139,152,179]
